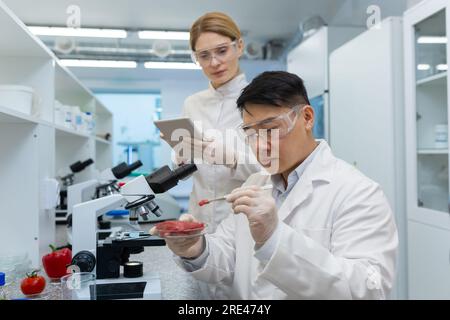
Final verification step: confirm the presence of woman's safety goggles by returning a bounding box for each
[191,40,239,66]
[238,105,305,145]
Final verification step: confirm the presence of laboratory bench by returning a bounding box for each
[2,225,202,300]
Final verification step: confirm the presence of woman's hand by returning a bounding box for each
[177,136,236,167]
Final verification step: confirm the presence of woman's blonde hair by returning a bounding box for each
[190,12,241,51]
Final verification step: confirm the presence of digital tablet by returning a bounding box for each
[154,117,203,148]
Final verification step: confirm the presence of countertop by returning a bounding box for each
[3,224,203,300]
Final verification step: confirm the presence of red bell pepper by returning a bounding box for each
[42,245,72,279]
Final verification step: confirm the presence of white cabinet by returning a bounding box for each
[405,0,450,229]
[404,0,450,299]
[0,1,113,266]
[287,26,363,141]
[329,17,406,299]
[94,101,113,171]
[0,123,55,267]
[408,221,450,299]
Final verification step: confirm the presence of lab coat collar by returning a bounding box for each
[208,73,247,98]
[303,140,335,183]
[277,140,335,222]
[271,139,322,194]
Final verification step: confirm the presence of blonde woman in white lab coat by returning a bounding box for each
[178,12,260,232]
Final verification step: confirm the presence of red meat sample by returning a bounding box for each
[155,220,205,237]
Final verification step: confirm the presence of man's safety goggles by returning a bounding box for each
[238,105,305,145]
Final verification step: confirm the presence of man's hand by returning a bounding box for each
[226,186,278,246]
[149,214,205,259]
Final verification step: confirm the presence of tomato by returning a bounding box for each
[20,271,46,295]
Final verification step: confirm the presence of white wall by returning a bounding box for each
[407,0,424,9]
[330,0,408,26]
[96,93,160,171]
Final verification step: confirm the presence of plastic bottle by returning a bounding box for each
[85,112,94,134]
[90,113,96,133]
[71,106,82,131]
[0,272,7,300]
[63,105,72,129]
[54,100,65,126]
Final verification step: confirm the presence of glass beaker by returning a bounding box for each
[61,272,96,300]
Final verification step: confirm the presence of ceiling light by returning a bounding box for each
[28,26,127,38]
[436,64,448,71]
[417,36,447,44]
[60,59,137,68]
[144,61,200,70]
[138,30,190,40]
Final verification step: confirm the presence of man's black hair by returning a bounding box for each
[237,71,310,114]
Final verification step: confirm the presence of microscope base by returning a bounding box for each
[71,273,161,300]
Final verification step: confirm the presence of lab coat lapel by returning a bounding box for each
[278,176,313,222]
[277,141,335,222]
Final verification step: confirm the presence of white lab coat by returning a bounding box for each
[180,142,398,299]
[182,73,260,231]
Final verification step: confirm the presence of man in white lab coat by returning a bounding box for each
[153,71,398,299]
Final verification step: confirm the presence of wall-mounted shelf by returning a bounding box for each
[54,124,91,139]
[416,71,447,86]
[417,148,448,154]
[0,104,51,126]
[55,62,95,113]
[96,136,112,145]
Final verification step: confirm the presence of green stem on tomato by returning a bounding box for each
[26,270,39,278]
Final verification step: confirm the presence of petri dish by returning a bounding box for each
[160,229,207,239]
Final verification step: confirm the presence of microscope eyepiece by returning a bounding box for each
[173,163,197,180]
[112,161,143,179]
[146,163,197,194]
[70,158,94,173]
[128,160,143,172]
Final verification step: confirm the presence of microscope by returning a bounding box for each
[70,163,197,300]
[67,160,143,219]
[56,159,94,213]
[65,160,143,245]
[95,160,144,198]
